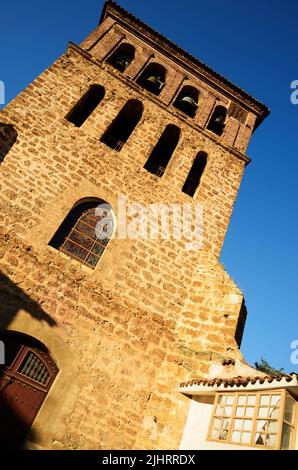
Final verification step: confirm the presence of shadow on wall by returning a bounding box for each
[0,272,56,331]
[0,123,18,163]
[0,272,57,450]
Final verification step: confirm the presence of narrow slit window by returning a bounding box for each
[49,199,114,269]
[100,99,143,151]
[144,124,180,177]
[66,85,105,127]
[182,151,207,197]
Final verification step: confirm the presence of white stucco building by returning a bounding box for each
[180,359,298,450]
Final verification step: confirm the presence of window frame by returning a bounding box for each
[49,200,115,270]
[207,389,297,450]
[58,207,113,269]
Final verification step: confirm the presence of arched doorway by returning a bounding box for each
[0,332,58,449]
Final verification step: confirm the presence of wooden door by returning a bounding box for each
[0,333,58,449]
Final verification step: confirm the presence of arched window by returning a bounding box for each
[144,124,180,177]
[66,85,105,127]
[49,199,114,269]
[207,105,227,136]
[107,43,135,72]
[0,332,58,449]
[100,99,143,151]
[182,151,207,197]
[173,86,199,118]
[137,62,166,96]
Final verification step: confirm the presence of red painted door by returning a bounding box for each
[0,333,58,449]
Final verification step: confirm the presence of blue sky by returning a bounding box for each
[0,0,297,372]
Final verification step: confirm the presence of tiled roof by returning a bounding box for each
[101,1,270,128]
[180,373,298,389]
[179,359,298,394]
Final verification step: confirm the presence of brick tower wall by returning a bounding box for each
[0,3,267,450]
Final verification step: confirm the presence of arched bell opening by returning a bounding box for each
[136,62,166,96]
[174,86,199,118]
[207,105,227,136]
[107,43,135,72]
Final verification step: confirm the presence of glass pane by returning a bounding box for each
[245,407,254,418]
[92,243,105,256]
[62,240,88,261]
[237,395,246,405]
[260,395,270,406]
[231,431,241,443]
[243,419,253,431]
[265,433,277,447]
[211,429,220,440]
[236,407,245,417]
[218,428,229,440]
[241,432,251,444]
[258,407,268,418]
[267,420,278,434]
[226,395,234,405]
[214,419,221,429]
[281,423,292,450]
[233,419,242,430]
[76,220,97,239]
[269,406,279,419]
[97,237,110,246]
[271,394,281,406]
[225,406,232,415]
[86,253,99,267]
[220,418,230,429]
[284,396,295,425]
[69,230,94,250]
[256,420,267,432]
[81,213,97,227]
[216,405,225,416]
[255,433,265,445]
[247,395,256,406]
[217,395,226,404]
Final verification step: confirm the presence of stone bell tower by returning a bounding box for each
[0,1,269,450]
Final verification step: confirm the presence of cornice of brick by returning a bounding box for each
[100,1,269,130]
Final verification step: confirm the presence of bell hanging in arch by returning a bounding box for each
[176,95,198,117]
[113,55,130,72]
[144,75,164,92]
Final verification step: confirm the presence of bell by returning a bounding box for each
[208,114,226,136]
[214,115,225,124]
[113,55,130,71]
[179,96,197,108]
[176,95,197,116]
[144,75,164,92]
